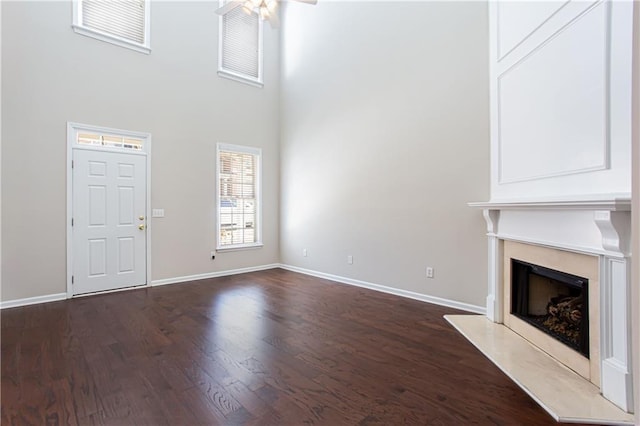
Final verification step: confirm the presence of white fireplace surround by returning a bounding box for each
[474,0,635,417]
[470,196,633,413]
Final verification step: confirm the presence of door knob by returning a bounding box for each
[138,224,145,230]
[139,215,145,220]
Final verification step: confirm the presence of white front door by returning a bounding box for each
[72,148,147,295]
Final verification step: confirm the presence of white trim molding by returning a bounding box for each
[151,264,280,287]
[495,0,610,186]
[595,211,632,256]
[279,264,486,315]
[0,264,480,318]
[1,265,281,308]
[0,293,67,310]
[469,195,631,211]
[483,209,504,323]
[0,265,483,316]
[600,257,635,412]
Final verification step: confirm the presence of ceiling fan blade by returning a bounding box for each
[215,1,243,16]
[268,11,280,29]
[290,0,317,4]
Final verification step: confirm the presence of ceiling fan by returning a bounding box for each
[215,0,317,29]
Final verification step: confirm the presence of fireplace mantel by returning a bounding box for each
[469,197,631,258]
[468,195,631,211]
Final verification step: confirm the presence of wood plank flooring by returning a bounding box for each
[1,268,595,425]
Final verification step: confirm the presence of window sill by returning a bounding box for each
[72,25,151,55]
[217,70,263,88]
[216,243,264,253]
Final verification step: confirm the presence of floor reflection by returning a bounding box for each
[207,285,267,349]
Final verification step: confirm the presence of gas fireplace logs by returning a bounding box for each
[540,295,583,344]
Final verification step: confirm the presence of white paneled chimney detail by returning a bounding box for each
[472,0,635,414]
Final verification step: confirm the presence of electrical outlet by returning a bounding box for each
[347,255,353,265]
[303,248,308,257]
[426,267,434,278]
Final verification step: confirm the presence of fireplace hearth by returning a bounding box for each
[511,259,589,358]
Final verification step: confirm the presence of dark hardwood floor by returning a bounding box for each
[2,268,594,425]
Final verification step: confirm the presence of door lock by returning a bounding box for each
[139,215,145,220]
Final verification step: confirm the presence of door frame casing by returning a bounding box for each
[66,122,152,298]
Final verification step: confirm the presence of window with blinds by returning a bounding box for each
[217,144,262,249]
[72,0,150,54]
[218,2,263,87]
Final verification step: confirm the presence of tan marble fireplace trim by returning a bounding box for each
[503,240,600,387]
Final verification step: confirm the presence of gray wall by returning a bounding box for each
[279,1,490,307]
[1,1,281,301]
[2,1,491,309]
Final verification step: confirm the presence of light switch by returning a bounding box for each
[152,208,165,218]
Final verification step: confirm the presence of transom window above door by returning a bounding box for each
[77,132,144,151]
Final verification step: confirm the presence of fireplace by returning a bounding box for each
[465,200,633,418]
[502,240,600,385]
[510,259,589,358]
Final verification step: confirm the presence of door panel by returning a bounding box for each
[118,237,135,272]
[118,186,135,224]
[88,185,107,225]
[73,149,146,295]
[88,239,107,276]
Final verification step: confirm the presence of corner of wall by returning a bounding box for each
[630,0,640,420]
[1,0,4,305]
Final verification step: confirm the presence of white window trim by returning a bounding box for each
[72,0,151,55]
[216,243,264,253]
[217,69,264,88]
[217,2,264,88]
[216,143,263,252]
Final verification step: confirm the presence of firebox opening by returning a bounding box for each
[511,259,589,358]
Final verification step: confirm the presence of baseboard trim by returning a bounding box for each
[1,264,485,314]
[279,264,486,315]
[151,263,281,287]
[0,293,68,310]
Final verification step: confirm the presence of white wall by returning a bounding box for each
[1,1,280,301]
[279,1,490,307]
